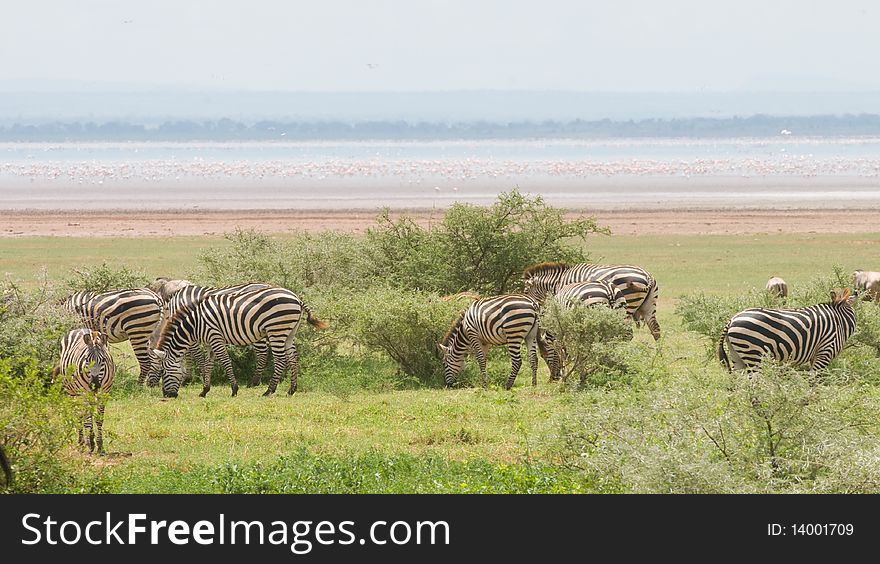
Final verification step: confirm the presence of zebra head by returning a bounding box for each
[82,330,111,391]
[438,312,468,387]
[148,347,186,398]
[522,262,568,305]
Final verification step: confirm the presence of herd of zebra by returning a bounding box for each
[52,263,878,455]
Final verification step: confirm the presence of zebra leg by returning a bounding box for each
[505,343,523,391]
[286,343,299,396]
[529,342,538,386]
[84,412,95,454]
[132,336,158,386]
[474,342,489,388]
[197,348,214,398]
[208,338,239,397]
[263,337,289,396]
[95,401,106,455]
[77,416,85,450]
[251,341,269,387]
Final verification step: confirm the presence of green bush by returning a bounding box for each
[1,278,78,375]
[675,288,778,352]
[63,261,148,293]
[367,189,608,294]
[196,229,373,291]
[545,361,880,493]
[540,298,636,387]
[0,356,77,492]
[340,287,471,387]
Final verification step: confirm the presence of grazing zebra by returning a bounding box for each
[63,289,163,385]
[149,282,273,388]
[718,288,856,371]
[147,277,195,302]
[523,262,660,340]
[438,294,555,389]
[51,328,116,454]
[149,287,328,398]
[766,276,789,299]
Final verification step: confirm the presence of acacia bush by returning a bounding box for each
[197,229,373,291]
[367,189,607,294]
[339,288,473,388]
[539,298,636,387]
[63,261,149,293]
[545,361,880,493]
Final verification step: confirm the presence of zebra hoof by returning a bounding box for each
[287,387,297,396]
[199,388,209,398]
[231,385,239,397]
[262,389,275,397]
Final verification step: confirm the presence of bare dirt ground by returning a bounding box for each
[2,208,878,237]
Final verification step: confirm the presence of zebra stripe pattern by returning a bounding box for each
[148,282,272,388]
[718,288,856,371]
[555,280,628,309]
[63,289,163,385]
[523,262,661,340]
[53,328,116,454]
[439,294,549,389]
[150,287,328,398]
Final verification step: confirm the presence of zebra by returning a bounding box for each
[438,294,558,389]
[149,286,328,398]
[63,288,164,385]
[765,276,789,299]
[718,288,856,371]
[148,282,272,388]
[51,328,116,454]
[523,262,660,340]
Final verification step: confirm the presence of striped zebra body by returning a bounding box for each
[54,328,116,454]
[439,294,553,389]
[555,280,627,309]
[63,289,163,385]
[149,282,272,388]
[150,287,327,398]
[718,289,856,371]
[523,262,661,340]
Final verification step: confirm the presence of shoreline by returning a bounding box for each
[3,208,879,237]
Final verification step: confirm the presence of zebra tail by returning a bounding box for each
[717,321,731,372]
[303,304,329,330]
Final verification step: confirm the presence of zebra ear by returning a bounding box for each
[437,343,448,354]
[83,332,93,347]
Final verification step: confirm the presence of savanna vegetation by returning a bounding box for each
[2,191,880,493]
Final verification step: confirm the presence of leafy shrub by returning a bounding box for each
[197,229,373,291]
[540,298,636,387]
[63,261,148,293]
[0,278,78,375]
[0,356,77,492]
[367,189,608,294]
[546,361,880,493]
[340,287,471,387]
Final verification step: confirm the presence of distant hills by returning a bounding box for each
[2,90,880,140]
[1,114,879,141]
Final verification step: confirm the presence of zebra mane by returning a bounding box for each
[522,261,569,279]
[441,310,467,347]
[153,292,210,349]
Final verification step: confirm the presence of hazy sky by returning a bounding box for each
[2,0,879,92]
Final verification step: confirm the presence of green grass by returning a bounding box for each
[4,231,879,493]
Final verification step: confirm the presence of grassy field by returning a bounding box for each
[3,231,880,493]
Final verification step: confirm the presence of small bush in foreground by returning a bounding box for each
[540,298,635,387]
[63,261,148,293]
